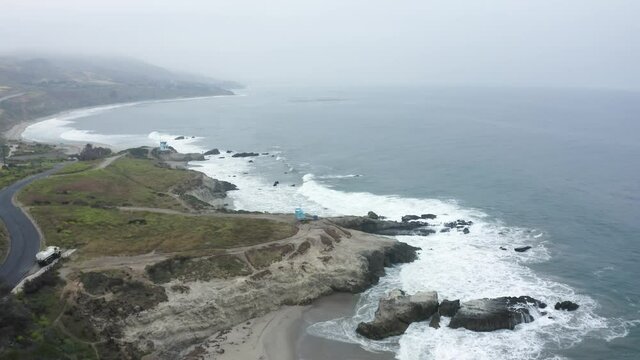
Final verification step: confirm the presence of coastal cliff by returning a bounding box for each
[67,221,418,358]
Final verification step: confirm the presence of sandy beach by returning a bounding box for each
[191,293,395,360]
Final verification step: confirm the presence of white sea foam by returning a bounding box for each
[22,95,232,148]
[20,103,635,360]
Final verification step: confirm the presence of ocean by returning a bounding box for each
[23,86,640,359]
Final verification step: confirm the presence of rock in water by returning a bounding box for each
[356,289,438,340]
[449,296,546,332]
[367,211,380,220]
[514,246,532,252]
[232,152,260,158]
[421,214,437,219]
[401,215,421,222]
[273,181,279,187]
[554,301,579,311]
[204,148,220,155]
[439,299,461,317]
[331,216,435,236]
[463,228,470,234]
[429,312,441,329]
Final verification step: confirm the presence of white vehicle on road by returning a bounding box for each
[35,246,61,266]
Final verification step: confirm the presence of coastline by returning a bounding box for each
[192,293,396,360]
[2,94,235,145]
[1,93,403,360]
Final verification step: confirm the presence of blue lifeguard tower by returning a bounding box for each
[294,207,306,221]
[159,141,169,152]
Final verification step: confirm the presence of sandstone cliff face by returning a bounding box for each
[121,221,418,358]
[172,172,238,209]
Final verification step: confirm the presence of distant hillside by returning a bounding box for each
[0,55,239,131]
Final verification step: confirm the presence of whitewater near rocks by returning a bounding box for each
[20,97,636,360]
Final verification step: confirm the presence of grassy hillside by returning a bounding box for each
[19,155,297,259]
[0,55,238,131]
[19,156,197,210]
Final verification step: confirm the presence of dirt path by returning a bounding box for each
[95,154,124,170]
[115,205,296,223]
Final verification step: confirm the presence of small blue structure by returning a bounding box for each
[295,207,306,221]
[159,141,169,151]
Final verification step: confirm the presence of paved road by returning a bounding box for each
[0,164,64,288]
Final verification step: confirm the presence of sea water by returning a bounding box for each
[23,86,640,359]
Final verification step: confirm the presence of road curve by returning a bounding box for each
[0,164,64,288]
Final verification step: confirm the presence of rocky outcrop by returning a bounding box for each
[331,216,435,236]
[514,246,532,253]
[152,148,205,162]
[449,296,546,332]
[555,301,579,311]
[439,299,460,317]
[356,289,438,340]
[401,215,420,222]
[172,172,237,208]
[231,152,259,158]
[122,222,419,358]
[204,148,220,155]
[444,219,473,228]
[421,214,437,220]
[429,312,441,329]
[367,211,380,220]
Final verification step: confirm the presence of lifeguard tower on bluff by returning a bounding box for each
[159,141,170,152]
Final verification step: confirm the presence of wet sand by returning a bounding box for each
[296,293,395,360]
[198,293,394,360]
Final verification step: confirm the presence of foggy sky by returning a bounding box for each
[2,0,640,89]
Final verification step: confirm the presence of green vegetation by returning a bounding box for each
[0,56,235,131]
[0,220,7,262]
[20,155,297,259]
[10,143,58,157]
[0,268,97,360]
[55,161,99,175]
[0,160,56,190]
[146,255,252,284]
[20,156,192,210]
[245,243,295,269]
[29,206,296,258]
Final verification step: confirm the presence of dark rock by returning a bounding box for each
[226,150,232,153]
[367,211,380,220]
[449,296,546,332]
[463,228,470,234]
[514,246,532,253]
[273,181,279,187]
[248,160,254,163]
[356,289,439,340]
[439,299,461,317]
[174,136,185,140]
[421,214,437,219]
[402,215,421,222]
[554,301,579,311]
[499,247,507,251]
[332,216,435,237]
[331,242,419,293]
[290,184,296,187]
[444,220,474,228]
[261,152,269,155]
[204,148,220,155]
[429,312,441,329]
[232,152,260,158]
[440,228,450,233]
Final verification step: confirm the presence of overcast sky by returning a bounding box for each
[1,0,639,89]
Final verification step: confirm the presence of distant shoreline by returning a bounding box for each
[3,94,235,148]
